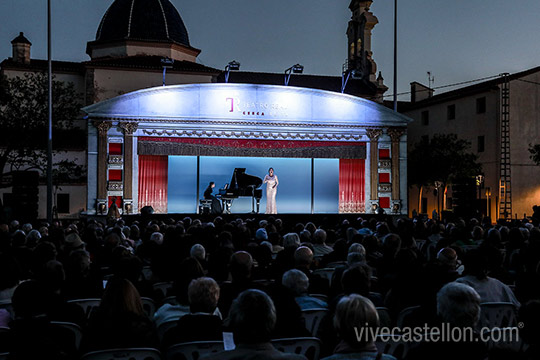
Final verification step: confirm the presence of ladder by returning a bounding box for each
[499,73,512,220]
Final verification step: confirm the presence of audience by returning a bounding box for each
[0,212,538,359]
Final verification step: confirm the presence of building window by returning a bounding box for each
[447,104,456,120]
[476,97,486,114]
[478,136,485,153]
[57,194,70,214]
[421,111,429,126]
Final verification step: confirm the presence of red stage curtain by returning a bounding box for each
[138,155,168,213]
[339,159,365,213]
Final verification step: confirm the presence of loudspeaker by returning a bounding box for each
[11,171,39,221]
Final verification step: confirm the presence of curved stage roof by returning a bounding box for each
[83,83,411,142]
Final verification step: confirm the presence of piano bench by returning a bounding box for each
[199,199,213,214]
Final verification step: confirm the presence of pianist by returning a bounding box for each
[204,182,223,214]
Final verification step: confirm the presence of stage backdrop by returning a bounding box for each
[139,155,364,214]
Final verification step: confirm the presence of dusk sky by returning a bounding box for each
[2,0,540,100]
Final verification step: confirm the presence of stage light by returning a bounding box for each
[284,64,304,86]
[225,60,241,83]
[341,67,362,93]
[161,57,174,86]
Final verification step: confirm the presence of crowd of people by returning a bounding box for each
[0,212,539,359]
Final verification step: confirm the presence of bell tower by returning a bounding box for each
[347,0,380,84]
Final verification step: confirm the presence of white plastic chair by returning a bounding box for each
[153,281,174,299]
[479,302,518,329]
[81,348,161,360]
[165,341,224,360]
[301,308,328,337]
[141,297,156,317]
[396,305,421,328]
[313,268,334,286]
[67,298,101,319]
[375,334,410,359]
[272,337,321,360]
[50,321,83,350]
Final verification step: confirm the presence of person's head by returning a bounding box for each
[437,282,481,328]
[100,277,144,316]
[348,243,366,258]
[341,263,371,296]
[463,248,489,279]
[283,232,300,248]
[11,280,49,319]
[382,233,401,258]
[334,294,379,348]
[255,228,268,242]
[347,251,366,266]
[437,247,458,269]
[229,289,276,344]
[282,269,309,296]
[313,229,327,245]
[190,244,206,262]
[294,246,313,268]
[230,251,253,281]
[150,232,164,245]
[268,167,274,176]
[188,277,220,313]
[209,181,215,188]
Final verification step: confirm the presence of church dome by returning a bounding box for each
[95,0,191,47]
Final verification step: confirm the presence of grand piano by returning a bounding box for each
[219,168,263,213]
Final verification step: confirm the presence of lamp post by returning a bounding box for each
[224,60,240,83]
[393,0,398,112]
[434,180,443,220]
[284,64,304,86]
[46,0,53,224]
[161,57,174,86]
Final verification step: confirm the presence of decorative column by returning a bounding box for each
[366,128,383,213]
[388,127,405,213]
[93,120,112,214]
[119,122,139,214]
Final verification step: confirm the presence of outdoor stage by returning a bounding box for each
[83,83,410,217]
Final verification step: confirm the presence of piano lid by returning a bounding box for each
[230,168,263,190]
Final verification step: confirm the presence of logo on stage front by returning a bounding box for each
[226,98,288,118]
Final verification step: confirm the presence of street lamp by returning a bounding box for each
[434,180,443,220]
[161,57,174,86]
[341,68,362,93]
[476,174,485,216]
[224,60,241,83]
[284,64,304,86]
[47,0,53,223]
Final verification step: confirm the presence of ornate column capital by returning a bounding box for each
[387,127,405,142]
[119,122,139,135]
[365,128,383,141]
[92,120,112,136]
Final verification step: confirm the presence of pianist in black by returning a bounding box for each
[204,182,223,214]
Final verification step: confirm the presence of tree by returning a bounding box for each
[409,134,482,213]
[529,144,540,165]
[0,72,84,187]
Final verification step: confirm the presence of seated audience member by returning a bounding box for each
[9,280,77,360]
[154,257,205,326]
[273,232,301,277]
[190,243,207,270]
[455,248,519,306]
[282,269,328,310]
[201,289,306,360]
[322,294,395,360]
[313,229,333,258]
[0,253,21,302]
[405,282,488,360]
[295,246,329,295]
[63,249,103,300]
[163,277,222,347]
[82,277,158,352]
[219,251,257,317]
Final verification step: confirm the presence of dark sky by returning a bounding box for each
[2,0,540,100]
